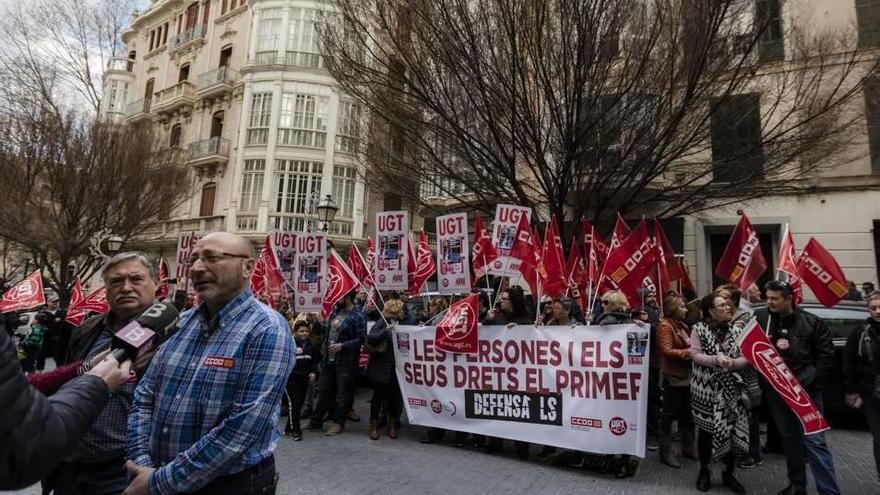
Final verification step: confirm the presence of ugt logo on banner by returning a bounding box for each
[434,293,479,354]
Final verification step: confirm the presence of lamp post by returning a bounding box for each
[315,195,339,233]
[90,229,124,261]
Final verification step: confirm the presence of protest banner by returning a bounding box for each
[436,213,471,295]
[395,323,649,456]
[490,204,532,276]
[175,232,203,292]
[271,230,298,289]
[375,211,409,290]
[293,232,326,313]
[0,270,45,313]
[737,319,830,435]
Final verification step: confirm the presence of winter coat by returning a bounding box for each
[366,319,396,385]
[843,318,880,398]
[291,339,321,379]
[0,324,109,489]
[753,307,835,389]
[657,317,691,380]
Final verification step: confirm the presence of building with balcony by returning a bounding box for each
[101,0,371,269]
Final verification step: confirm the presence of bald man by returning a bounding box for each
[126,233,294,495]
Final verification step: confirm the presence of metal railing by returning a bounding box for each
[172,24,207,50]
[248,50,325,69]
[106,57,134,72]
[196,66,239,90]
[187,137,230,160]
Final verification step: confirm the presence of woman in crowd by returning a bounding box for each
[366,299,406,440]
[656,293,696,468]
[421,296,449,325]
[690,294,750,494]
[843,292,880,481]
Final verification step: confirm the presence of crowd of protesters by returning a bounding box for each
[5,263,880,495]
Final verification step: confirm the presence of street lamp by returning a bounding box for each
[315,195,339,233]
[90,229,124,261]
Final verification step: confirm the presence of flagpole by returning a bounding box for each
[482,253,494,308]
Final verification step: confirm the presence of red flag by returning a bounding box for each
[778,225,804,305]
[797,238,848,308]
[347,243,374,288]
[539,216,568,297]
[435,293,480,354]
[681,263,696,294]
[715,215,768,290]
[408,230,436,296]
[252,235,286,307]
[322,249,360,318]
[566,238,588,309]
[510,214,540,296]
[653,220,671,303]
[654,220,684,281]
[472,213,498,278]
[66,280,109,326]
[0,270,45,313]
[610,213,632,250]
[582,217,609,263]
[366,237,377,278]
[599,220,654,306]
[156,258,170,300]
[737,319,830,435]
[584,223,601,290]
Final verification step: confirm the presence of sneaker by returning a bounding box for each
[325,422,344,436]
[292,433,303,441]
[737,458,763,469]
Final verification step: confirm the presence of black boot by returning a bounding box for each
[722,471,746,494]
[697,466,711,492]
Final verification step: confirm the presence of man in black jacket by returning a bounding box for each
[754,280,840,495]
[843,292,880,481]
[0,326,131,490]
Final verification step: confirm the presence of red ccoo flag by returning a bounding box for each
[610,213,632,250]
[156,258,170,300]
[66,279,109,326]
[654,219,684,282]
[435,293,480,354]
[347,243,374,288]
[510,214,540,296]
[0,270,45,313]
[472,213,498,279]
[797,238,848,308]
[323,249,360,318]
[599,219,654,307]
[653,219,671,302]
[540,215,568,297]
[252,235,286,307]
[715,215,767,290]
[582,217,609,263]
[777,225,803,304]
[408,230,436,296]
[566,238,588,309]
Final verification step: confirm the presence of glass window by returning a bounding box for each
[277,93,328,148]
[286,8,323,68]
[274,160,323,217]
[332,165,356,219]
[239,159,265,212]
[710,93,764,182]
[336,100,361,154]
[247,92,272,145]
[258,9,282,52]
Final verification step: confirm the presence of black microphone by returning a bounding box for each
[111,302,180,362]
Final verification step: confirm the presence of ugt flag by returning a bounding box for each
[0,270,45,313]
[322,249,360,319]
[434,293,480,354]
[715,215,767,290]
[797,238,848,308]
[777,225,803,305]
[737,319,830,435]
[66,279,109,326]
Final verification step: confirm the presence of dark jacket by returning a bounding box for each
[595,311,634,325]
[0,324,109,489]
[366,319,396,384]
[322,307,367,367]
[482,310,532,326]
[291,338,321,379]
[64,313,106,364]
[753,307,835,389]
[843,318,880,397]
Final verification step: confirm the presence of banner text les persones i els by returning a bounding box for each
[394,323,649,456]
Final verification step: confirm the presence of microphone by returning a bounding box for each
[111,302,180,362]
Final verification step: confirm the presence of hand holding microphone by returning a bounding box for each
[111,302,180,374]
[88,356,133,391]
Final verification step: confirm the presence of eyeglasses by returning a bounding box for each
[187,251,250,268]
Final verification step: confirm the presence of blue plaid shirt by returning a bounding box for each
[127,290,294,495]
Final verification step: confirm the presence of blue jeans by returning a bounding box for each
[311,363,355,426]
[764,385,840,494]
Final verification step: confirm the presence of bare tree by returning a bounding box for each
[0,107,194,302]
[0,0,138,116]
[321,0,878,237]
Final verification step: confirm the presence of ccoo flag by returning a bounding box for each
[715,215,767,290]
[796,238,848,308]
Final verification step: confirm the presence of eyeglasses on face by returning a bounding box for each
[187,251,250,268]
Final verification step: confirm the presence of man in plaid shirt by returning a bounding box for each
[125,232,294,495]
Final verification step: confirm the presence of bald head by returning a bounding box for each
[196,232,254,259]
[189,232,256,314]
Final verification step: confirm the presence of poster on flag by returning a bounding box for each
[175,232,203,291]
[270,231,298,288]
[395,323,649,456]
[293,232,326,313]
[436,213,471,295]
[375,211,409,290]
[736,319,830,435]
[0,270,45,313]
[490,204,532,276]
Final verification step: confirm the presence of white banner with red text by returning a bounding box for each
[394,323,649,456]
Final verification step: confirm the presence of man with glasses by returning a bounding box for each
[753,280,839,495]
[126,232,293,495]
[43,252,160,495]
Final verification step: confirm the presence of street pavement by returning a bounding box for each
[5,388,878,494]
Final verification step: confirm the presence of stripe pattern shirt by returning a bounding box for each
[127,290,294,495]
